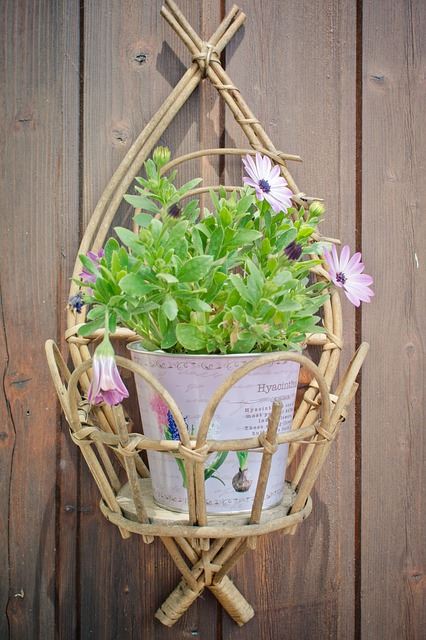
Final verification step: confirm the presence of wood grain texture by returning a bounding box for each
[361,1,426,638]
[223,1,357,638]
[1,1,425,638]
[79,1,220,638]
[55,3,81,639]
[0,1,80,638]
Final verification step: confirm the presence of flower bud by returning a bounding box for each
[167,203,181,218]
[309,201,325,217]
[284,240,303,261]
[153,145,171,169]
[88,333,129,406]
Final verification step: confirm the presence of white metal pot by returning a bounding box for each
[128,344,300,515]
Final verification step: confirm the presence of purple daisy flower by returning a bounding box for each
[242,152,293,213]
[323,245,374,307]
[79,248,105,284]
[87,334,129,406]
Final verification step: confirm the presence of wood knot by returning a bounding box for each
[111,122,132,147]
[134,52,148,65]
[127,41,152,68]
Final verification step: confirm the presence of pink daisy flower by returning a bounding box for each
[242,152,293,213]
[323,245,374,307]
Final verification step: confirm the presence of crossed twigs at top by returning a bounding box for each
[161,0,322,205]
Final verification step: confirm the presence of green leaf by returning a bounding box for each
[87,306,105,320]
[191,228,204,253]
[167,220,188,247]
[124,194,159,213]
[297,225,315,239]
[114,227,141,251]
[195,222,211,239]
[231,331,257,353]
[230,305,246,323]
[178,256,213,282]
[229,229,263,247]
[157,272,179,284]
[176,324,206,351]
[144,158,157,181]
[119,273,157,297]
[108,312,117,334]
[186,298,212,312]
[236,193,254,214]
[276,228,297,251]
[181,199,199,221]
[79,254,97,275]
[229,274,253,304]
[133,212,153,227]
[111,251,121,276]
[208,227,224,258]
[277,300,302,312]
[160,323,177,350]
[218,207,232,227]
[273,270,292,286]
[78,316,105,337]
[177,178,202,196]
[209,189,220,211]
[104,238,120,266]
[162,295,178,321]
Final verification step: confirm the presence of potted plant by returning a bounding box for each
[71,147,373,514]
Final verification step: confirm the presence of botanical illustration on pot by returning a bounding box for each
[129,344,299,514]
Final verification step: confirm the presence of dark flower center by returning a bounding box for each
[258,178,271,193]
[336,272,347,285]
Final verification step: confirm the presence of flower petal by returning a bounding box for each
[243,177,259,189]
[331,244,340,271]
[242,154,259,182]
[323,250,337,280]
[349,273,374,286]
[344,288,361,306]
[339,245,351,270]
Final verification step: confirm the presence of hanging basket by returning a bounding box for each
[46,0,368,627]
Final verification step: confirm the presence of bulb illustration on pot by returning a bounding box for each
[232,451,252,492]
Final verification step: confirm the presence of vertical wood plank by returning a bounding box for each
[361,1,426,638]
[0,1,80,638]
[80,2,220,637]
[223,1,357,638]
[56,1,81,638]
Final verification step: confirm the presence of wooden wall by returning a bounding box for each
[1,1,424,638]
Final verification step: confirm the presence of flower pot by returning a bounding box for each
[128,344,300,515]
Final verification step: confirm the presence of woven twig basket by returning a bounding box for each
[46,1,369,627]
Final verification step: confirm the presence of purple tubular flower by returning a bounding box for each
[242,152,293,213]
[87,334,129,406]
[79,248,105,284]
[323,245,374,307]
[284,240,303,261]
